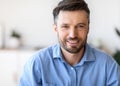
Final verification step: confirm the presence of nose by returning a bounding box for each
[69,28,77,38]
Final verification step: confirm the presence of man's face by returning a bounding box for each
[54,10,89,54]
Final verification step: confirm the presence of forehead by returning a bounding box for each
[57,10,89,24]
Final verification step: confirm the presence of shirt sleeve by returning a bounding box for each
[19,56,42,86]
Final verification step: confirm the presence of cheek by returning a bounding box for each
[57,31,67,40]
[78,31,88,38]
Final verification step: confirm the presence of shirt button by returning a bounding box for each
[71,67,74,70]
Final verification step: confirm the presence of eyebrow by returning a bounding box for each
[61,23,87,26]
[77,23,86,25]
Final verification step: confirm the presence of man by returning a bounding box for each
[19,0,120,86]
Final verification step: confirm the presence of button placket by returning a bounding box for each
[69,67,77,86]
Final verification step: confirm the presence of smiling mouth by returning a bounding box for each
[68,40,78,43]
[67,40,79,46]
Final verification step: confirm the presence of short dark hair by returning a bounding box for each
[53,0,90,24]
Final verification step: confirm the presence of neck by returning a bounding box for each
[61,47,85,66]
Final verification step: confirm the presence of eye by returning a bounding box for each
[78,25,84,28]
[76,24,86,30]
[77,24,84,28]
[61,25,69,29]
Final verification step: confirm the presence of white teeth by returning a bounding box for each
[69,40,78,43]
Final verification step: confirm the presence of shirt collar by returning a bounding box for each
[53,43,96,65]
[76,44,96,66]
[53,43,62,59]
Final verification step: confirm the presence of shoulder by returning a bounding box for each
[87,44,118,65]
[35,44,59,59]
[86,44,120,75]
[26,44,59,65]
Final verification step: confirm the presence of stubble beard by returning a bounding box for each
[59,37,86,54]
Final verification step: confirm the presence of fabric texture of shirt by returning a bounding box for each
[19,43,120,86]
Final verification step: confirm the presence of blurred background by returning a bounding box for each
[0,0,120,86]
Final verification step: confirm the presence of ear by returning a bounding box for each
[53,24,57,32]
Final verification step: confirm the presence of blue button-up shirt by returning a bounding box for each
[19,44,120,86]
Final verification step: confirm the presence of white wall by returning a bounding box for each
[86,0,120,53]
[0,0,58,49]
[0,50,35,86]
[0,0,120,53]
